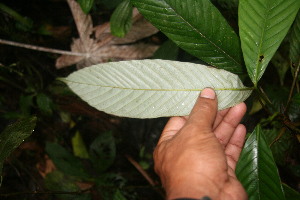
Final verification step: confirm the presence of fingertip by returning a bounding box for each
[188,88,218,128]
[200,88,216,99]
[235,102,247,114]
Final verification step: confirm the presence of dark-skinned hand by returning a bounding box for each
[154,88,248,200]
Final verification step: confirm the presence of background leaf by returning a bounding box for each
[152,40,179,60]
[62,59,252,118]
[89,131,116,173]
[113,189,127,200]
[71,131,90,159]
[236,125,286,200]
[131,0,244,73]
[0,116,36,177]
[282,183,300,200]
[289,11,300,66]
[262,128,294,165]
[36,93,54,116]
[239,0,300,85]
[212,0,238,9]
[271,52,290,86]
[45,142,89,178]
[290,92,300,121]
[77,0,94,14]
[45,170,91,200]
[110,0,133,38]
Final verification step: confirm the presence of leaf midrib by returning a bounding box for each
[63,79,253,92]
[138,1,241,68]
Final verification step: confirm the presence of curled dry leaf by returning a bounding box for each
[56,0,159,69]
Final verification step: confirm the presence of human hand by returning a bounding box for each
[153,88,248,200]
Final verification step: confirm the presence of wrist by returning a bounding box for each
[165,174,218,200]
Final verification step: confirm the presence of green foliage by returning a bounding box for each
[46,142,89,179]
[213,0,238,9]
[89,131,116,173]
[271,52,290,86]
[44,131,124,200]
[110,0,133,37]
[0,116,37,179]
[61,0,300,197]
[77,0,94,14]
[36,93,54,116]
[289,11,300,66]
[131,0,244,73]
[152,40,179,60]
[45,170,91,200]
[72,131,90,159]
[0,3,33,31]
[96,0,123,9]
[263,128,294,165]
[236,125,285,200]
[1,0,300,199]
[238,0,299,85]
[282,183,300,200]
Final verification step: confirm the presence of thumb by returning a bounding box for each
[187,88,218,132]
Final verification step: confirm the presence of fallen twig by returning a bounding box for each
[0,38,86,56]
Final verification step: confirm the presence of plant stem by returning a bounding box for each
[125,154,165,198]
[255,86,275,113]
[285,60,300,114]
[0,39,86,56]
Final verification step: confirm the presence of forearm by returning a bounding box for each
[173,197,211,200]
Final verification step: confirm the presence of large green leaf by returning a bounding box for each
[289,11,300,66]
[131,0,244,73]
[236,125,286,200]
[282,183,300,200]
[61,60,252,118]
[0,116,37,177]
[110,0,133,38]
[239,0,300,85]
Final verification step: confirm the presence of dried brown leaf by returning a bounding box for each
[56,2,159,69]
[76,43,160,69]
[36,155,56,178]
[66,0,93,42]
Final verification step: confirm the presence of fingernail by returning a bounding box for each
[200,88,215,99]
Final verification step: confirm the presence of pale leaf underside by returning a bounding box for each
[62,60,252,118]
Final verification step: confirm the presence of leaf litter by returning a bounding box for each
[56,0,159,69]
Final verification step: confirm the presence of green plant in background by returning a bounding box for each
[0,117,36,186]
[61,0,300,199]
[0,0,300,199]
[44,131,128,200]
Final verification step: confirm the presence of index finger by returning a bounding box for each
[157,116,188,145]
